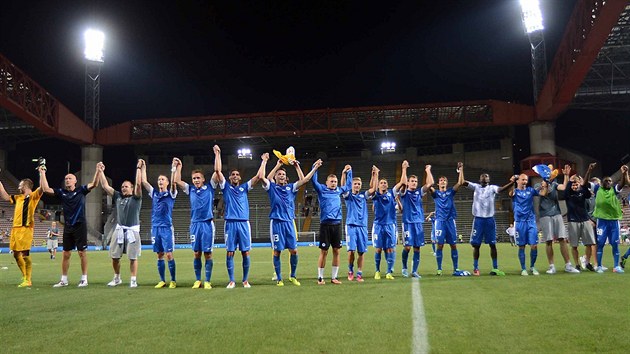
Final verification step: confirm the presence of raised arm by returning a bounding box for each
[250,153,268,186]
[583,163,596,188]
[452,162,464,191]
[422,165,434,193]
[341,165,352,191]
[394,160,408,192]
[557,164,571,192]
[538,180,549,197]
[172,157,187,190]
[619,165,630,188]
[508,175,517,197]
[213,145,223,185]
[259,153,271,185]
[134,159,142,197]
[367,165,379,195]
[38,166,54,194]
[296,159,322,189]
[267,160,283,181]
[497,177,515,194]
[97,162,115,196]
[0,179,9,201]
[140,159,152,193]
[87,164,100,190]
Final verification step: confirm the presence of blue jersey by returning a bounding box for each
[184,181,217,222]
[311,169,350,224]
[431,188,457,221]
[343,190,369,227]
[148,186,177,227]
[264,181,298,222]
[396,186,426,224]
[54,185,90,226]
[220,180,252,221]
[512,186,539,222]
[370,189,397,225]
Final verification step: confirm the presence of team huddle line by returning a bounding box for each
[1,147,629,289]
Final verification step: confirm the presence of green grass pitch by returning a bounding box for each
[0,243,626,353]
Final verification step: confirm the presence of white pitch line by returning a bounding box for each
[411,278,429,354]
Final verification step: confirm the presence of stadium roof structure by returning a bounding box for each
[1,0,629,151]
[572,3,630,110]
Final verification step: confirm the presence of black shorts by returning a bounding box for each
[318,223,342,250]
[63,222,88,251]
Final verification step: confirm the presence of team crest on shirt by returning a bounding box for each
[414,191,419,195]
[239,187,244,192]
[286,186,291,191]
[201,185,207,190]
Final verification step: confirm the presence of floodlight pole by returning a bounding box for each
[84,61,101,130]
[527,30,547,104]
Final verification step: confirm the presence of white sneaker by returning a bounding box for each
[53,280,69,288]
[77,280,89,287]
[596,266,604,273]
[530,267,540,276]
[601,265,608,271]
[107,277,122,287]
[546,265,556,275]
[130,280,138,288]
[520,269,529,276]
[226,281,236,289]
[242,281,251,288]
[565,265,580,274]
[579,255,587,269]
[271,273,277,281]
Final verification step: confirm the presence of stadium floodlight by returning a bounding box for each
[520,0,544,33]
[237,148,252,159]
[84,29,105,62]
[380,141,396,154]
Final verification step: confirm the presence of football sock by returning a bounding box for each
[226,255,234,282]
[273,255,281,280]
[518,248,526,269]
[157,259,166,281]
[402,248,409,269]
[436,249,443,270]
[193,258,202,280]
[242,255,250,282]
[375,252,382,272]
[205,258,214,282]
[530,249,537,268]
[451,249,459,269]
[168,259,176,281]
[412,250,420,273]
[24,255,32,281]
[290,254,298,278]
[611,243,619,267]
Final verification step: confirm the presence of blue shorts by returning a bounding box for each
[434,219,457,245]
[345,225,368,253]
[152,226,174,253]
[372,223,396,250]
[515,220,538,246]
[270,219,298,252]
[596,219,620,245]
[225,220,252,252]
[190,220,215,253]
[470,217,496,245]
[403,223,425,248]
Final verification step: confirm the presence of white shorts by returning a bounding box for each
[109,230,141,260]
[47,239,59,250]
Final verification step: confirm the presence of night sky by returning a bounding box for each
[1,0,627,183]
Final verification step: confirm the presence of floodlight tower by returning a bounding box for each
[84,29,104,130]
[520,0,547,103]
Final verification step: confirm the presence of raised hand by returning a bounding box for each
[261,153,269,161]
[402,160,409,169]
[562,164,571,176]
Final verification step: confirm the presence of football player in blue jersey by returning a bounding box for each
[429,162,470,276]
[140,159,178,288]
[216,151,269,288]
[368,165,403,280]
[509,173,541,276]
[261,156,320,286]
[173,146,221,289]
[311,163,352,285]
[396,161,434,278]
[340,166,375,282]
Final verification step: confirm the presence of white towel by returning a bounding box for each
[114,224,140,244]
